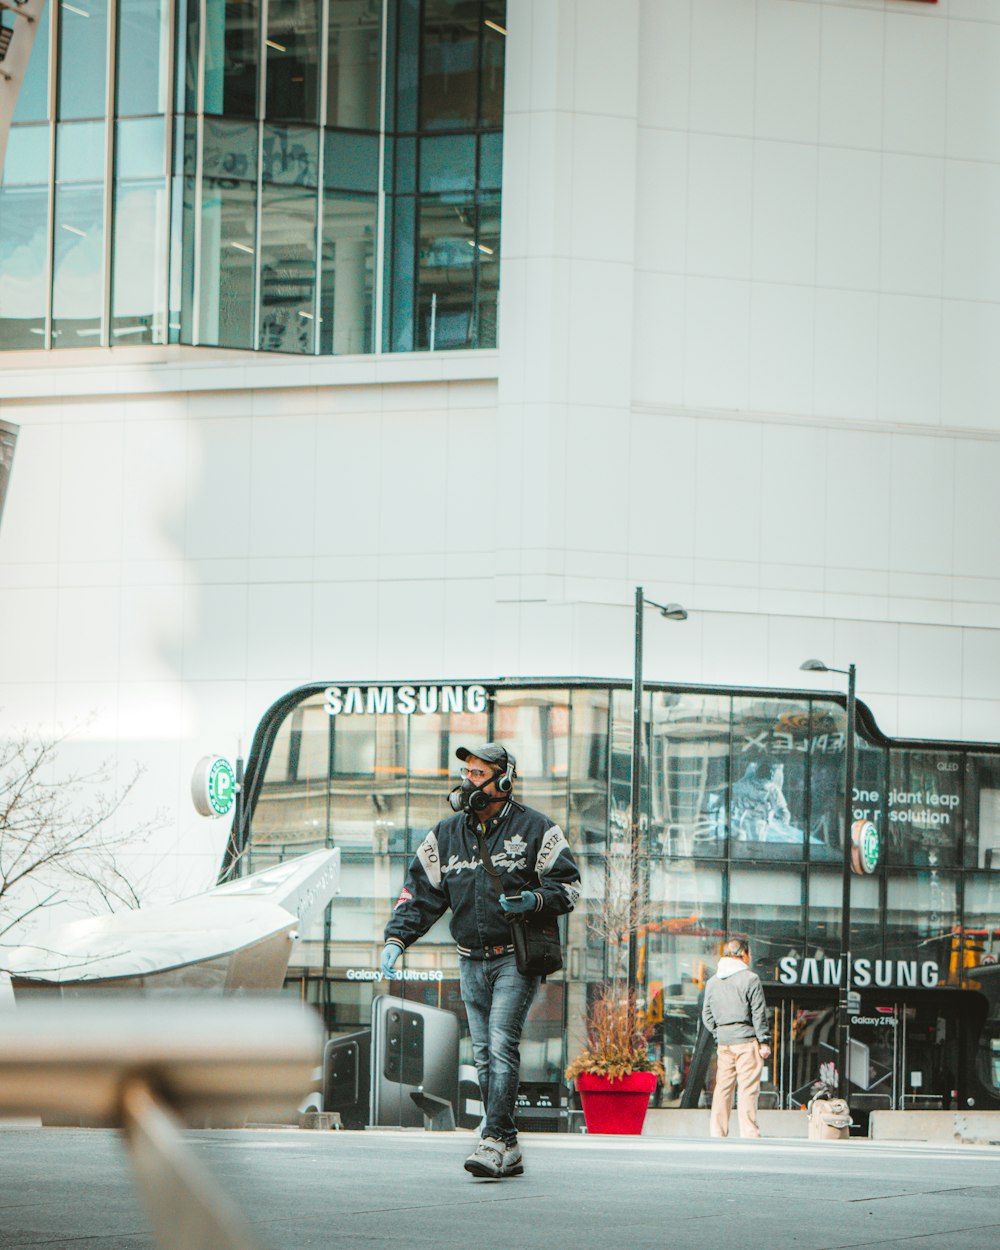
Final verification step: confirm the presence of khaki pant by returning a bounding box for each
[710,1040,764,1138]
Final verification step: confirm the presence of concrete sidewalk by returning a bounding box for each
[3,1126,1000,1250]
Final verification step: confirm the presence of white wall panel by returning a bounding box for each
[635,128,687,276]
[631,271,685,404]
[311,580,379,676]
[876,294,942,426]
[566,261,635,408]
[952,440,1000,580]
[758,421,827,567]
[313,411,383,557]
[693,419,762,563]
[118,585,185,682]
[813,289,879,421]
[751,141,818,286]
[180,582,249,681]
[879,155,945,298]
[889,434,954,576]
[246,582,313,680]
[573,0,639,118]
[55,586,122,684]
[824,428,891,573]
[571,115,638,264]
[0,423,61,565]
[748,283,816,416]
[818,3,884,152]
[627,412,697,559]
[942,161,1000,304]
[816,147,881,293]
[564,407,630,554]
[754,0,821,145]
[883,12,948,158]
[963,627,1000,701]
[57,419,125,565]
[637,0,691,131]
[0,587,58,682]
[683,276,751,410]
[689,0,755,137]
[897,624,964,698]
[946,20,1000,162]
[183,417,252,560]
[686,134,753,279]
[248,416,318,559]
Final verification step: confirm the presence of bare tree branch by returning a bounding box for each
[0,724,163,975]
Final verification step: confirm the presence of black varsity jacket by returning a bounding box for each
[383,800,581,960]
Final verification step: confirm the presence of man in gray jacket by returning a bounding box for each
[702,938,772,1138]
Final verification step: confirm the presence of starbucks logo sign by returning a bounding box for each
[191,755,237,818]
[851,819,881,875]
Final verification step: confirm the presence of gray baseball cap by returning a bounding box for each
[455,742,516,771]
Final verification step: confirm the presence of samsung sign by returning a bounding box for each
[324,684,488,716]
[778,955,939,989]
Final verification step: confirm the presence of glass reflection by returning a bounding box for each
[1,125,50,187]
[52,121,105,347]
[203,0,259,118]
[117,0,170,117]
[568,690,609,855]
[113,119,167,341]
[416,198,477,350]
[198,119,257,348]
[731,697,811,861]
[327,0,382,130]
[420,0,480,130]
[319,194,376,354]
[729,865,805,975]
[965,755,1000,869]
[0,184,49,349]
[57,0,109,120]
[887,749,963,868]
[259,185,317,353]
[649,691,730,858]
[480,1,505,127]
[645,860,724,1106]
[885,870,958,974]
[961,874,1000,987]
[265,0,321,123]
[112,180,168,343]
[11,2,49,124]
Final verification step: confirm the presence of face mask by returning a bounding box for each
[447,774,496,814]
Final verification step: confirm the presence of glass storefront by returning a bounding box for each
[232,678,1000,1126]
[0,0,504,354]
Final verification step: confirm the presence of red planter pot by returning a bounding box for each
[576,1070,657,1135]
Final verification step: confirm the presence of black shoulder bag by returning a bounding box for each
[474,829,563,979]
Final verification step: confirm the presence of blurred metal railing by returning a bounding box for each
[0,998,323,1250]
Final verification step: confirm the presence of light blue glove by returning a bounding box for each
[380,943,401,980]
[499,890,537,914]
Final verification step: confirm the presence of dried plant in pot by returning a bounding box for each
[565,985,666,1134]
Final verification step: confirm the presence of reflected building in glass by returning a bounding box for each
[231,677,1000,1128]
[0,0,503,352]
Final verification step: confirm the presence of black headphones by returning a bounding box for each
[494,748,515,794]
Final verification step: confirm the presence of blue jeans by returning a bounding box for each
[459,954,538,1145]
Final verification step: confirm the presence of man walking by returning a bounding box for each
[380,742,580,1179]
[702,937,772,1138]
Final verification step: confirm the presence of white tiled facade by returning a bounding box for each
[0,0,998,901]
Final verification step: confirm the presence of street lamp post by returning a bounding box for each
[801,658,857,1101]
[627,586,687,991]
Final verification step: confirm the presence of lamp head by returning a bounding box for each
[660,603,688,621]
[800,658,829,673]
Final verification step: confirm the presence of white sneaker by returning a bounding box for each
[464,1136,505,1178]
[502,1141,523,1176]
